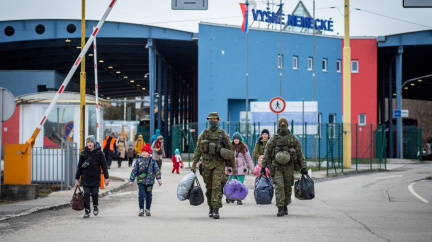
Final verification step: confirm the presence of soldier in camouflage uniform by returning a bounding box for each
[191,112,236,219]
[261,117,308,217]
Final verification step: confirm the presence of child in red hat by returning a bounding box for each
[129,144,162,217]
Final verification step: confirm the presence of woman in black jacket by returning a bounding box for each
[75,135,109,218]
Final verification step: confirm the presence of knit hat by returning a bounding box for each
[278,117,288,127]
[141,144,151,153]
[86,135,96,144]
[261,129,270,136]
[157,136,163,140]
[175,149,180,154]
[232,132,243,141]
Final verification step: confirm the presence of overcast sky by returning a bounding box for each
[1,0,431,37]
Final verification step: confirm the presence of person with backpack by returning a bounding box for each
[253,129,270,160]
[75,135,109,218]
[191,112,236,219]
[225,132,255,205]
[129,144,162,217]
[261,117,307,217]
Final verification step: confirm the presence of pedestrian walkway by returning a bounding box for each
[0,158,411,221]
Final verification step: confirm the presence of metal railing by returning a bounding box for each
[172,122,423,176]
[31,141,78,190]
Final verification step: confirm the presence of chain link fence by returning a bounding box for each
[172,122,422,175]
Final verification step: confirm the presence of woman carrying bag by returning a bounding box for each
[225,132,255,205]
[75,135,109,218]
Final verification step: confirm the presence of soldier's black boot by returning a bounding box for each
[277,207,284,217]
[213,208,220,219]
[208,208,213,217]
[284,206,288,215]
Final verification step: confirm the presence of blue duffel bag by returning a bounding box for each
[254,175,274,204]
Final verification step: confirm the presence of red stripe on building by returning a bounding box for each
[95,84,98,89]
[94,64,97,69]
[75,57,82,66]
[40,116,46,125]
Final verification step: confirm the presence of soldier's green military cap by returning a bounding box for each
[278,117,288,127]
[207,112,221,120]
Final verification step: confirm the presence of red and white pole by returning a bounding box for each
[23,0,118,153]
[93,26,101,142]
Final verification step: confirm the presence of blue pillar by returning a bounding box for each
[388,61,393,158]
[396,46,403,158]
[148,39,156,142]
[157,55,162,132]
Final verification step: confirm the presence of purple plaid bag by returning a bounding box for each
[223,176,248,201]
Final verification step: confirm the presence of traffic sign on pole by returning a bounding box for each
[269,97,286,114]
[394,109,402,118]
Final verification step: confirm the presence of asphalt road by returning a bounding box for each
[0,162,431,242]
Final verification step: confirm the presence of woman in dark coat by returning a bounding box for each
[75,135,109,218]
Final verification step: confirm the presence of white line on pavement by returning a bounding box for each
[373,175,403,180]
[408,181,430,204]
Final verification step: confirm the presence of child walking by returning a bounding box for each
[252,155,270,179]
[129,144,162,216]
[171,149,184,174]
[127,145,135,167]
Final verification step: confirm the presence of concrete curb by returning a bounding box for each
[0,179,130,222]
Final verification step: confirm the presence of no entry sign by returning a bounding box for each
[269,97,286,114]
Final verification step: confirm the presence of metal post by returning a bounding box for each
[245,0,249,149]
[370,123,373,169]
[157,56,162,132]
[148,39,156,141]
[343,0,352,168]
[396,46,403,158]
[326,123,329,176]
[80,0,86,151]
[93,26,101,142]
[356,123,358,171]
[388,61,393,158]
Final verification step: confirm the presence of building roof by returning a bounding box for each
[0,19,198,98]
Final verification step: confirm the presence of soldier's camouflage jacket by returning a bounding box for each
[192,127,235,168]
[262,129,306,172]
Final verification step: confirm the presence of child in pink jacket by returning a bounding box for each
[252,155,270,179]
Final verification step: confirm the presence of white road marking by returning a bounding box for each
[373,175,403,180]
[408,181,430,203]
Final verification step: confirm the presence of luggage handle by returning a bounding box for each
[74,185,83,194]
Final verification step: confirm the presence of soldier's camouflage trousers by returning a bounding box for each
[272,164,294,207]
[202,160,227,209]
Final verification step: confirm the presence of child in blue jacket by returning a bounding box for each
[129,144,162,216]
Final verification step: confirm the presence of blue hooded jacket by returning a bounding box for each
[150,129,162,145]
